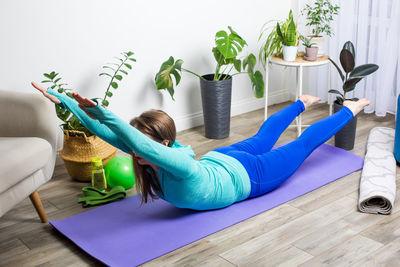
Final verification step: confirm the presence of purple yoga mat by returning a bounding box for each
[50,144,363,266]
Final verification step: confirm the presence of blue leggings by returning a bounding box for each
[214,100,354,198]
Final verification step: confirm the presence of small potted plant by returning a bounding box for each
[301,0,340,55]
[155,26,264,139]
[329,41,378,150]
[41,51,136,181]
[258,20,285,67]
[277,10,299,61]
[301,36,318,61]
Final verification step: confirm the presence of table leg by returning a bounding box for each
[264,58,269,121]
[297,65,303,137]
[329,61,333,116]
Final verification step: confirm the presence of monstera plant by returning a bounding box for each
[155,26,264,139]
[329,41,379,150]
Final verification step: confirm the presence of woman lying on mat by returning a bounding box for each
[32,82,370,210]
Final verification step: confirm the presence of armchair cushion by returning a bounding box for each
[0,137,52,194]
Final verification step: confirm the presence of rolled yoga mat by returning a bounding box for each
[50,144,363,266]
[358,127,397,215]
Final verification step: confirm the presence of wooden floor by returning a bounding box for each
[1,101,399,266]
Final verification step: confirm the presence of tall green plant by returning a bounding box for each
[277,10,298,47]
[41,51,136,136]
[155,26,264,99]
[258,20,285,67]
[301,0,340,37]
[329,41,379,104]
[99,51,136,107]
[258,10,298,67]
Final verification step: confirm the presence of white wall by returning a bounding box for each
[0,0,294,131]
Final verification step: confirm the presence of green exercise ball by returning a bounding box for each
[104,156,135,190]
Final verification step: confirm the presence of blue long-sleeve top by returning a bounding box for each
[47,88,251,210]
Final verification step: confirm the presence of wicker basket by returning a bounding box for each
[60,130,117,182]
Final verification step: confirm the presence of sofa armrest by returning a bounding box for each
[0,89,61,153]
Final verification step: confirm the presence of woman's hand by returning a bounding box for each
[31,81,98,120]
[71,92,98,120]
[31,81,61,104]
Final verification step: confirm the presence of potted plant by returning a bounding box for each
[328,41,379,150]
[301,0,340,55]
[41,51,136,181]
[301,35,318,61]
[258,20,285,67]
[277,10,299,61]
[155,26,264,139]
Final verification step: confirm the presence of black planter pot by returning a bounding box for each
[200,74,232,139]
[333,101,358,150]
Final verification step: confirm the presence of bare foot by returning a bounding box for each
[299,94,322,110]
[343,98,370,116]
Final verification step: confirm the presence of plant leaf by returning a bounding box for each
[124,63,132,69]
[41,80,52,83]
[128,58,136,62]
[111,82,118,89]
[103,66,116,71]
[102,100,109,107]
[328,89,343,97]
[343,41,355,61]
[233,59,241,72]
[328,58,344,81]
[115,75,123,81]
[126,51,134,57]
[252,70,264,98]
[154,56,183,100]
[339,49,355,73]
[349,64,379,79]
[243,53,256,73]
[106,91,113,97]
[119,69,128,75]
[215,27,247,59]
[336,96,343,105]
[99,73,112,78]
[343,77,362,91]
[44,73,52,79]
[54,78,61,83]
[212,47,228,66]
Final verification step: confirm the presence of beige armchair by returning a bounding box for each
[0,89,61,222]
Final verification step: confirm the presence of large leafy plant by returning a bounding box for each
[329,41,379,105]
[155,26,265,99]
[277,10,298,47]
[42,51,136,136]
[301,0,340,37]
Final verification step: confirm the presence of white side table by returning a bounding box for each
[264,55,332,137]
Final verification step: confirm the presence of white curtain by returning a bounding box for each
[296,0,400,116]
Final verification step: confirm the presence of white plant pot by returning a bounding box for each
[310,36,324,56]
[282,45,298,61]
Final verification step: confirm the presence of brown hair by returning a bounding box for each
[129,109,176,205]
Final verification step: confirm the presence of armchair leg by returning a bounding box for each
[29,190,48,223]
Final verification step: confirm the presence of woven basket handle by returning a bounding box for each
[64,130,89,142]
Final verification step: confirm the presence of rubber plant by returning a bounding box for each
[154,26,265,99]
[41,51,136,136]
[328,41,379,105]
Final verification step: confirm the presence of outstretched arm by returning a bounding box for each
[32,82,131,154]
[82,101,200,178]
